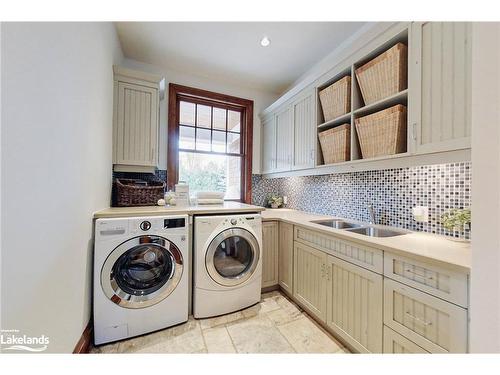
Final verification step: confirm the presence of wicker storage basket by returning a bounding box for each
[355,104,407,159]
[355,43,407,105]
[319,76,351,122]
[115,178,165,207]
[318,124,351,164]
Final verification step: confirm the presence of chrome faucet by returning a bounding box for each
[368,204,376,224]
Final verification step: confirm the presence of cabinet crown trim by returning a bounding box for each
[113,65,164,84]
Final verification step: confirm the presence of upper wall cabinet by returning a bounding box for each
[411,22,472,154]
[275,106,294,172]
[261,113,277,174]
[292,89,316,170]
[260,22,472,177]
[112,66,164,173]
[261,88,316,174]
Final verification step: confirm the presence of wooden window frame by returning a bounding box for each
[168,83,254,203]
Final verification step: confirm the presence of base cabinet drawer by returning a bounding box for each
[384,253,468,307]
[384,278,468,353]
[383,326,429,353]
[294,226,383,273]
[326,255,383,353]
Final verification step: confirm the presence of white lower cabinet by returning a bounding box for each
[383,326,429,353]
[278,222,294,295]
[383,278,468,353]
[326,255,383,353]
[267,222,469,354]
[293,242,327,321]
[262,221,279,288]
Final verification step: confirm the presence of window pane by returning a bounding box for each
[225,155,241,200]
[212,130,226,153]
[179,101,195,126]
[213,108,226,130]
[196,128,211,151]
[227,110,241,132]
[227,132,240,154]
[179,126,195,150]
[196,104,212,128]
[179,152,241,200]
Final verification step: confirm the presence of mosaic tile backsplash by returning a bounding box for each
[252,162,471,239]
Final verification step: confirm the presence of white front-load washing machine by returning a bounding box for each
[193,214,262,318]
[93,215,189,345]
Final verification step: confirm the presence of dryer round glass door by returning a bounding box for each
[205,228,260,287]
[101,235,183,308]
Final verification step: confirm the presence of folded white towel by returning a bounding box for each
[197,198,225,205]
[196,191,225,199]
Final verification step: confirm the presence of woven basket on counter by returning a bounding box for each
[114,178,165,207]
[318,76,351,122]
[355,43,407,105]
[318,124,351,164]
[355,104,407,159]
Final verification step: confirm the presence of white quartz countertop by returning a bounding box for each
[93,202,265,219]
[261,209,471,273]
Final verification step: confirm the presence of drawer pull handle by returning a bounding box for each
[405,311,433,326]
[405,269,434,280]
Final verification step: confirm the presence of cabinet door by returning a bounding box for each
[275,106,293,172]
[261,115,277,173]
[411,22,471,154]
[326,255,383,353]
[293,242,327,321]
[114,81,158,166]
[278,222,294,295]
[292,90,316,170]
[262,221,279,288]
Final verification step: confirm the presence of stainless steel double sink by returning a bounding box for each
[310,219,409,238]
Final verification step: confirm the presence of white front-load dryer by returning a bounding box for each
[193,214,262,318]
[93,215,189,345]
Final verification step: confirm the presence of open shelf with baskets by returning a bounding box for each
[316,29,409,167]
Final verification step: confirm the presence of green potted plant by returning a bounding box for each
[441,208,471,241]
[268,194,283,209]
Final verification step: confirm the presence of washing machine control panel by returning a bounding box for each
[125,216,189,236]
[220,215,261,229]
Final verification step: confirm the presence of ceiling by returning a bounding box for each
[115,22,366,94]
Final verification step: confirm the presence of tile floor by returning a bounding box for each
[91,290,349,354]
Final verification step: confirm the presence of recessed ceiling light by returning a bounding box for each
[260,36,271,47]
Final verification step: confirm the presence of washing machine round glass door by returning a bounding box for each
[101,235,183,309]
[205,228,260,287]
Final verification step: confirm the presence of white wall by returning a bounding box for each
[470,22,500,353]
[121,58,279,174]
[0,22,123,353]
